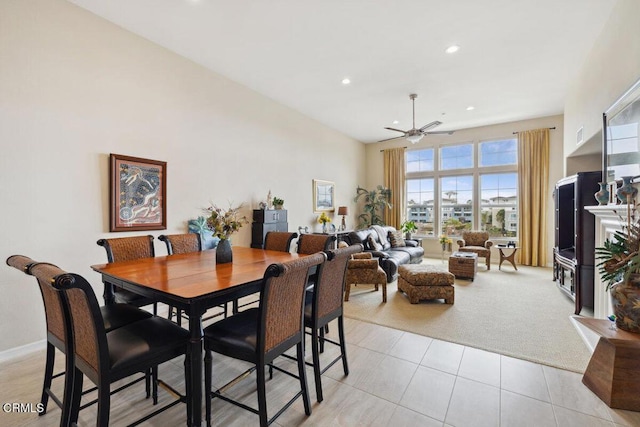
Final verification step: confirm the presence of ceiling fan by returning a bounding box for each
[379,94,454,144]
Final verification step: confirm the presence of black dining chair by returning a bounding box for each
[6,255,154,426]
[96,235,158,315]
[203,253,326,427]
[27,261,191,427]
[158,233,228,324]
[304,244,362,402]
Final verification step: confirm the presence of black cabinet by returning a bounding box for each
[552,171,600,314]
[251,209,288,248]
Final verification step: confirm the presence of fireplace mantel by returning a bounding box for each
[584,204,630,318]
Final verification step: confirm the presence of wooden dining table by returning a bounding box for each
[91,246,304,427]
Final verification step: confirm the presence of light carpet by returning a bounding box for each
[343,258,592,373]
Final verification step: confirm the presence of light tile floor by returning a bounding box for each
[1,317,640,426]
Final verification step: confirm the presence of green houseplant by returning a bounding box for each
[272,197,284,209]
[595,200,640,332]
[401,220,418,239]
[354,185,392,229]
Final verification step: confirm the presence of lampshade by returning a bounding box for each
[406,133,424,144]
[338,206,348,216]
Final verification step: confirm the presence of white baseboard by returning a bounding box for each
[0,340,45,364]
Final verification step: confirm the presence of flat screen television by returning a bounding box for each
[603,77,640,184]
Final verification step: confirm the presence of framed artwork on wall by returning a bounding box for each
[110,153,167,232]
[313,179,335,213]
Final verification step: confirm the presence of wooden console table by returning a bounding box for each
[574,317,640,411]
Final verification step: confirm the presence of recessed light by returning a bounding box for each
[466,106,475,111]
[392,120,399,124]
[341,78,351,85]
[445,45,460,54]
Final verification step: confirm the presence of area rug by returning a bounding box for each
[343,258,592,373]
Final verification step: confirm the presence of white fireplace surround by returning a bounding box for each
[584,204,633,319]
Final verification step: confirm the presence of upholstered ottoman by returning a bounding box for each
[397,264,455,304]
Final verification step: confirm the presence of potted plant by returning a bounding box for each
[206,202,249,264]
[401,220,418,239]
[272,197,284,210]
[354,185,392,229]
[595,200,640,332]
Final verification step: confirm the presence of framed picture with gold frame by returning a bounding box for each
[313,179,335,213]
[110,153,167,232]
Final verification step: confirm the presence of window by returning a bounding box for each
[440,144,473,170]
[480,173,518,237]
[405,138,518,240]
[441,175,473,237]
[407,148,434,173]
[406,178,435,236]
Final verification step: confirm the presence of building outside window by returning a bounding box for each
[405,138,518,239]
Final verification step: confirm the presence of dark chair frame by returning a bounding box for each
[97,235,158,315]
[27,262,190,427]
[6,255,154,427]
[203,253,326,427]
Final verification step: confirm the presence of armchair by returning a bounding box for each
[456,231,493,270]
[344,253,387,303]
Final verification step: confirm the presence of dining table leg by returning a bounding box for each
[187,307,205,427]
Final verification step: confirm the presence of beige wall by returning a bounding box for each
[564,0,640,159]
[366,115,565,264]
[0,0,365,353]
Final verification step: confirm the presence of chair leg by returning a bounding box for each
[40,342,55,414]
[487,256,491,270]
[256,363,268,427]
[338,316,349,376]
[177,309,182,327]
[310,327,323,403]
[61,347,76,427]
[153,302,158,316]
[145,368,151,399]
[344,283,351,301]
[381,282,387,303]
[204,350,212,427]
[296,342,312,416]
[152,366,158,405]
[319,325,326,354]
[97,381,110,427]
[68,368,83,427]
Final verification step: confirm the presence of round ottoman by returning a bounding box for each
[398,264,455,304]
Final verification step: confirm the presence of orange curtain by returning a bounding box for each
[517,129,550,266]
[383,147,406,229]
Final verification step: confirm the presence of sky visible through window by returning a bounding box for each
[480,139,517,167]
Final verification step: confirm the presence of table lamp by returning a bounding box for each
[337,206,348,231]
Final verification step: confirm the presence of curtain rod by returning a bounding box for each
[380,146,407,152]
[512,127,556,135]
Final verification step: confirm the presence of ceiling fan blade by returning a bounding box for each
[419,120,443,132]
[377,135,405,142]
[384,127,408,134]
[426,130,455,135]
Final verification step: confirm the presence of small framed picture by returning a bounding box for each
[313,179,335,213]
[110,153,167,232]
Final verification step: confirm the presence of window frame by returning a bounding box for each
[405,137,518,241]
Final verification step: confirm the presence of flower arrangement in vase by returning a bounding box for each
[206,202,249,264]
[439,234,452,262]
[595,198,640,332]
[318,212,331,233]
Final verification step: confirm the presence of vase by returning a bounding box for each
[616,176,638,204]
[216,238,233,264]
[322,223,327,233]
[610,273,640,333]
[594,182,610,205]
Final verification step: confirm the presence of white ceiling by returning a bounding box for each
[67,0,616,143]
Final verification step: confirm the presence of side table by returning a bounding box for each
[497,245,519,271]
[574,317,640,411]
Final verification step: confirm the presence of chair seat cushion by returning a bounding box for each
[107,317,189,373]
[100,303,152,332]
[204,308,259,363]
[459,246,489,255]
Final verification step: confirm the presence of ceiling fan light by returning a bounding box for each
[406,134,424,144]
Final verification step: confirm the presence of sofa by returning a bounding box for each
[346,225,424,282]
